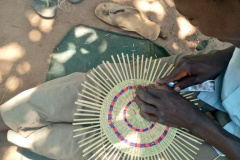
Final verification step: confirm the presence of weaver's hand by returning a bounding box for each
[134,84,204,130]
[157,47,235,91]
[134,84,240,160]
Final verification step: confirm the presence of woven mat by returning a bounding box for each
[46,24,170,81]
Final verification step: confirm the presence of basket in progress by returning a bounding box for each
[73,53,203,160]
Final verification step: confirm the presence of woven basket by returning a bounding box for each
[73,54,203,160]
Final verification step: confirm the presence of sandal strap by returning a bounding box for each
[46,0,49,7]
[108,6,146,32]
[110,6,146,22]
[119,26,137,32]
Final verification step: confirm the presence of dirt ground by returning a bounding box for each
[0,0,231,159]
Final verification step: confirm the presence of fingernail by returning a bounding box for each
[133,93,136,98]
[174,87,181,92]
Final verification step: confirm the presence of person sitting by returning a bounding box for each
[1,0,240,159]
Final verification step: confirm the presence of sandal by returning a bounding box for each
[95,3,161,40]
[68,0,82,3]
[31,0,57,19]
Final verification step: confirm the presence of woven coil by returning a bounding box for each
[73,53,203,160]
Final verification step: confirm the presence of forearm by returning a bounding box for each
[191,113,240,159]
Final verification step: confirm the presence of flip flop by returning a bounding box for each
[31,0,57,19]
[95,3,161,40]
[68,0,82,3]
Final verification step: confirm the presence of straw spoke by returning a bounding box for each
[73,54,202,160]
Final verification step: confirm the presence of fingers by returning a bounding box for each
[146,84,174,97]
[134,95,158,115]
[156,65,201,91]
[134,86,165,123]
[156,66,187,85]
[173,76,200,91]
[135,86,161,106]
[135,84,175,104]
[139,110,159,122]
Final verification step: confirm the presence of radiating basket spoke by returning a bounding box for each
[73,54,203,160]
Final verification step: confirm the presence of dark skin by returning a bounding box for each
[157,46,235,92]
[135,0,240,159]
[1,0,240,158]
[134,84,240,159]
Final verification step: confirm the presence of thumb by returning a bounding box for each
[173,76,199,91]
[156,66,187,84]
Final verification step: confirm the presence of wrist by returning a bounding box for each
[188,111,215,140]
[189,113,240,159]
[189,112,227,144]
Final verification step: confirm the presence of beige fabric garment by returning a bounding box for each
[0,51,227,160]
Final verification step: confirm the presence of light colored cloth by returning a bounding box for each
[0,72,88,160]
[198,72,226,112]
[222,48,240,129]
[198,47,240,155]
